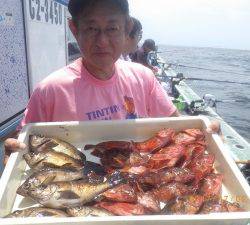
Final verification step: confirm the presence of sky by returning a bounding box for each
[128,0,250,50]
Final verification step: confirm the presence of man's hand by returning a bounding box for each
[206,120,221,134]
[152,66,159,74]
[206,120,224,141]
[3,138,26,166]
[170,111,222,137]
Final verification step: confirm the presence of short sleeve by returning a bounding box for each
[147,72,177,117]
[19,86,48,129]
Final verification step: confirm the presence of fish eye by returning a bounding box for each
[24,182,31,189]
[14,210,21,215]
[39,184,47,190]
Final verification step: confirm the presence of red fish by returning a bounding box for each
[174,129,205,146]
[184,129,204,140]
[163,194,205,215]
[148,144,185,170]
[137,192,161,213]
[187,153,215,184]
[200,199,244,214]
[96,202,146,216]
[199,173,223,199]
[132,129,175,153]
[180,144,206,168]
[139,167,195,186]
[152,182,193,202]
[102,184,137,203]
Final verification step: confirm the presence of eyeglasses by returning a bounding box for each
[82,26,124,38]
[138,32,142,41]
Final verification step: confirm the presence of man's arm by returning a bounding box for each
[3,131,26,166]
[170,109,181,117]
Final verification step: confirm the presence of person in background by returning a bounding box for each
[121,17,142,61]
[132,39,158,72]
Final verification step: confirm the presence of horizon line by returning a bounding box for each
[157,43,250,52]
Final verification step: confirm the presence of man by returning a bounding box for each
[3,0,179,164]
[132,39,158,72]
[121,17,142,61]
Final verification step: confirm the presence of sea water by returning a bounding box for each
[160,45,250,142]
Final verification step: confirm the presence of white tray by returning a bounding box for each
[0,116,250,225]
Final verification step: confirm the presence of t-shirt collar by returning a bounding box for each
[71,58,118,86]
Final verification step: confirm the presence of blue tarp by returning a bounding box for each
[55,0,69,6]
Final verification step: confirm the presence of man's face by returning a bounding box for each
[144,46,153,53]
[126,30,142,54]
[74,3,128,70]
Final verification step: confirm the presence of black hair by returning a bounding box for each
[68,0,129,25]
[129,17,142,38]
[143,39,156,51]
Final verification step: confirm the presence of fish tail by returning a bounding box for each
[78,151,87,162]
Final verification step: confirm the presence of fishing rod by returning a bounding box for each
[185,77,250,86]
[152,52,250,85]
[157,62,250,86]
[169,63,248,77]
[157,70,250,86]
[203,94,246,105]
[156,51,249,76]
[173,93,246,116]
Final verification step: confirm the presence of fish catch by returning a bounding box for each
[17,167,87,197]
[27,171,125,208]
[23,149,84,170]
[66,206,114,217]
[5,128,245,218]
[5,207,68,218]
[29,135,86,162]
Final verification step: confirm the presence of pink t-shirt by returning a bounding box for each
[20,58,176,127]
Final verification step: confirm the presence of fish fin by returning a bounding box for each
[24,169,33,176]
[36,146,54,153]
[41,162,60,169]
[94,194,105,202]
[43,140,58,148]
[60,163,76,169]
[78,151,87,162]
[84,161,106,176]
[84,144,96,150]
[58,191,81,200]
[37,211,56,217]
[41,175,57,185]
[90,149,105,158]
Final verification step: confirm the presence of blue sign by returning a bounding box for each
[55,0,69,6]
